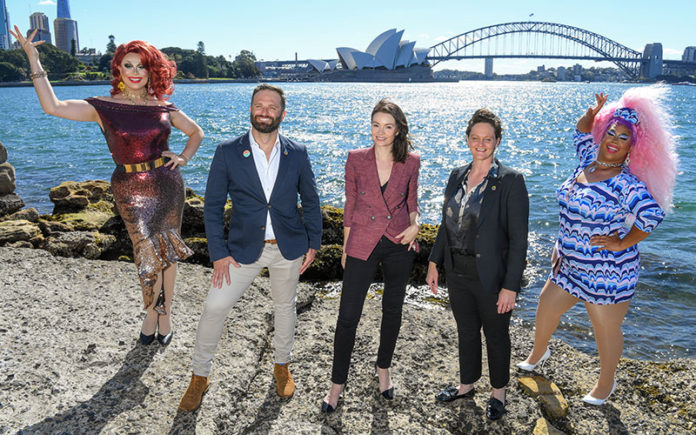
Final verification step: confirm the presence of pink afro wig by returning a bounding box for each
[591,85,678,212]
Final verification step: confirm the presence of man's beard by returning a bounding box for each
[250,113,283,133]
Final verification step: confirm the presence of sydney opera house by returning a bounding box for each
[306,29,434,82]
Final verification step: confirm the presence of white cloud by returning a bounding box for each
[39,0,57,5]
[663,47,682,56]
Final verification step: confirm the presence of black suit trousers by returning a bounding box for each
[330,237,414,385]
[448,254,511,388]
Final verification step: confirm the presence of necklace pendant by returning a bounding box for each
[588,166,596,173]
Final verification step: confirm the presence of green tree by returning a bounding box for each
[195,41,208,78]
[106,35,117,54]
[233,50,261,78]
[0,62,25,81]
[37,43,79,75]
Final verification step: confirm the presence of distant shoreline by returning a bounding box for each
[0,78,265,88]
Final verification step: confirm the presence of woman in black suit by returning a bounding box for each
[426,108,529,420]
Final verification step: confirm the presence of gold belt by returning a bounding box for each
[119,157,168,173]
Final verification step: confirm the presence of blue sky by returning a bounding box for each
[7,0,695,73]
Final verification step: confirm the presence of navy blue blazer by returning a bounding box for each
[204,131,322,264]
[429,159,529,293]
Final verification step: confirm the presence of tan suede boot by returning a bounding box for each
[274,363,295,399]
[179,373,210,411]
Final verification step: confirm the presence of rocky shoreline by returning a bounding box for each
[0,178,441,285]
[1,169,694,433]
[0,247,694,434]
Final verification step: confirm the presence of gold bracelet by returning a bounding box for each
[30,70,47,79]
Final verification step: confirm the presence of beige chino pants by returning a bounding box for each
[191,243,302,377]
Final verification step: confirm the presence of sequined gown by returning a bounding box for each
[86,98,193,308]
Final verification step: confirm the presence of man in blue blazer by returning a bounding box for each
[180,84,322,411]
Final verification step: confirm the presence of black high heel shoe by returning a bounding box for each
[156,311,173,346]
[139,310,157,345]
[321,386,345,413]
[374,363,395,401]
[157,330,173,346]
[139,332,155,345]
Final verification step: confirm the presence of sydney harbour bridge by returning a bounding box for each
[426,21,691,80]
[259,21,695,81]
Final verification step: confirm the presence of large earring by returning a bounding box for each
[147,75,153,95]
[118,80,125,92]
[624,153,630,166]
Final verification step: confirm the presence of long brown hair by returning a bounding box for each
[371,99,413,163]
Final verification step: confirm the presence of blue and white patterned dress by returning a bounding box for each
[550,129,664,304]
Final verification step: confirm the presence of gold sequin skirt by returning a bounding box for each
[111,165,193,309]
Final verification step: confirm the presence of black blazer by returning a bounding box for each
[429,159,529,293]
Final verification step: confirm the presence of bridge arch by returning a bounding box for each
[429,22,642,78]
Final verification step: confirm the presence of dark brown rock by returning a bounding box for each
[49,180,113,214]
[2,207,39,223]
[44,231,112,260]
[0,219,41,245]
[0,141,7,164]
[182,195,205,238]
[0,162,16,194]
[183,236,211,266]
[38,219,74,236]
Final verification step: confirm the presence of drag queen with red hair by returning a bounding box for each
[518,86,678,405]
[12,26,204,346]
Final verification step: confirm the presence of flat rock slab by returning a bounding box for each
[1,247,695,434]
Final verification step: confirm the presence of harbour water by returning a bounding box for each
[1,81,694,360]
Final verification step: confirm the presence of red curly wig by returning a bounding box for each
[110,40,177,100]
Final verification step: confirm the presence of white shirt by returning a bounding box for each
[249,130,281,240]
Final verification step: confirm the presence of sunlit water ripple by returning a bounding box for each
[1,81,694,360]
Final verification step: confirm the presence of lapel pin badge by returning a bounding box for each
[243,150,251,158]
[491,185,497,191]
[283,149,289,156]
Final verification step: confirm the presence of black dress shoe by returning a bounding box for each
[139,332,155,345]
[381,386,394,400]
[321,400,337,413]
[486,397,506,420]
[435,385,476,402]
[157,331,173,346]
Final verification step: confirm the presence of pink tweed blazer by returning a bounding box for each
[343,146,420,261]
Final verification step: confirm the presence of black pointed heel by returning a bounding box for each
[157,330,173,346]
[381,387,394,400]
[321,400,336,413]
[139,332,155,345]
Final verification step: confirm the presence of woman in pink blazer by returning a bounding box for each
[322,99,421,412]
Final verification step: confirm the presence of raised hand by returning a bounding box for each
[9,26,44,63]
[577,92,609,133]
[587,93,608,118]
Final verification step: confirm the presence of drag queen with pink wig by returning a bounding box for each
[517,86,678,405]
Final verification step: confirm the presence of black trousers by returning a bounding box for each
[330,236,415,384]
[448,254,512,388]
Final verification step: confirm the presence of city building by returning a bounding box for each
[76,48,101,66]
[57,0,71,19]
[54,17,79,53]
[28,12,51,44]
[54,0,78,53]
[683,47,696,63]
[0,0,11,50]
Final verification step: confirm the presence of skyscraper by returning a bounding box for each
[54,0,78,53]
[29,12,51,45]
[57,0,71,19]
[0,0,11,50]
